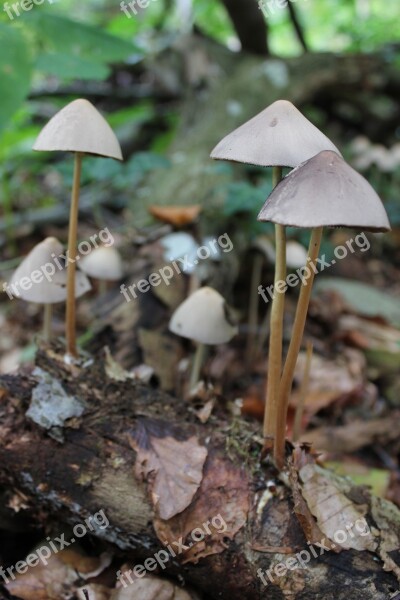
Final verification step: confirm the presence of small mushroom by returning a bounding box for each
[258,149,391,467]
[211,99,340,448]
[78,246,123,295]
[33,99,123,358]
[7,237,91,341]
[169,286,238,392]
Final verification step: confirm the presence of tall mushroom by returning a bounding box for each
[257,149,391,467]
[211,99,340,447]
[169,286,238,391]
[7,237,91,341]
[33,99,123,358]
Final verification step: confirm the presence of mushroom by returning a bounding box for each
[149,205,202,228]
[257,149,391,467]
[211,99,340,447]
[78,246,123,295]
[33,99,123,358]
[7,237,91,341]
[169,286,238,391]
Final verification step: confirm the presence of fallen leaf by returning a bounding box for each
[314,278,400,326]
[299,464,377,551]
[5,549,109,600]
[290,349,366,416]
[300,413,400,453]
[112,575,194,599]
[149,205,202,227]
[77,585,111,600]
[129,419,208,520]
[154,451,249,563]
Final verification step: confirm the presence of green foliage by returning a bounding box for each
[0,24,32,135]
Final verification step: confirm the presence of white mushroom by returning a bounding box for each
[169,287,238,391]
[8,237,91,341]
[33,99,122,358]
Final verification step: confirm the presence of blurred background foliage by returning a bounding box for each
[0,0,399,255]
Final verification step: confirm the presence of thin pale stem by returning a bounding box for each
[246,253,264,367]
[66,152,83,358]
[274,226,323,468]
[43,304,53,342]
[98,279,108,295]
[292,341,313,442]
[189,342,206,391]
[263,166,286,447]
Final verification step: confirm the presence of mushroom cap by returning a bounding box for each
[286,241,308,269]
[161,232,199,274]
[169,286,238,345]
[77,246,123,281]
[257,150,391,232]
[33,99,123,160]
[210,99,340,168]
[9,237,91,304]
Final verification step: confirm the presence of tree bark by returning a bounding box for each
[0,344,399,599]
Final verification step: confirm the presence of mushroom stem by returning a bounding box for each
[263,166,286,447]
[189,342,206,391]
[274,226,323,468]
[66,152,83,358]
[246,252,264,367]
[98,279,107,296]
[292,341,313,442]
[43,303,53,342]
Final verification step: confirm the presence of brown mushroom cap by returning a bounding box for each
[257,151,391,232]
[33,99,123,160]
[169,286,238,345]
[210,100,340,168]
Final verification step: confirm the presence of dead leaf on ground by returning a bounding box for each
[154,451,250,563]
[77,584,111,600]
[6,548,110,600]
[149,205,202,227]
[129,419,208,520]
[290,349,366,416]
[299,463,377,551]
[300,413,400,454]
[112,574,194,599]
[288,449,336,550]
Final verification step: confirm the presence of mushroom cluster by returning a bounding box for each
[8,237,91,341]
[212,99,391,469]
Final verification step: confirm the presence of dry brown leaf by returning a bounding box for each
[77,584,111,600]
[290,349,366,416]
[288,451,336,550]
[5,549,109,600]
[149,205,202,227]
[129,419,208,520]
[300,413,400,453]
[112,575,194,599]
[154,451,250,563]
[299,464,377,551]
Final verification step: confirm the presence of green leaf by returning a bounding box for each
[36,51,109,81]
[26,11,141,68]
[0,24,32,134]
